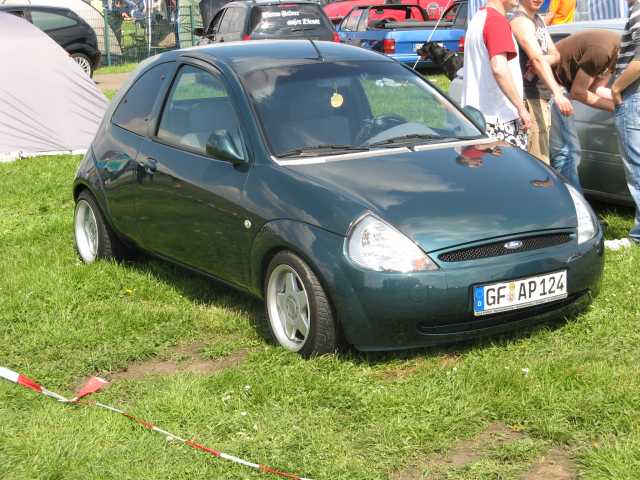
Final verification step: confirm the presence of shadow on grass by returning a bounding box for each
[346,305,588,367]
[121,252,591,366]
[127,256,273,344]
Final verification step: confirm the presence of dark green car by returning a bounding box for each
[73,40,604,356]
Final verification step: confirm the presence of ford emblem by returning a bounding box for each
[504,240,523,250]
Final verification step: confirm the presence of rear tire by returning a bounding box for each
[264,251,339,357]
[71,52,93,77]
[74,190,128,263]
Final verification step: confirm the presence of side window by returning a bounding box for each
[208,9,225,33]
[112,62,173,136]
[443,4,458,21]
[344,10,362,31]
[156,65,244,159]
[219,8,243,34]
[356,10,369,31]
[30,10,77,31]
[454,3,467,26]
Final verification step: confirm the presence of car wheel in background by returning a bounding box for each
[74,191,128,263]
[71,52,93,77]
[265,251,339,357]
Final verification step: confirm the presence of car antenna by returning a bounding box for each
[308,39,325,62]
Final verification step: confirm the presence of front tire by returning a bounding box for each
[74,190,127,263]
[264,251,339,357]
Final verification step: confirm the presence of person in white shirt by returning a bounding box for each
[462,0,532,148]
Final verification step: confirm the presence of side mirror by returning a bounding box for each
[206,130,246,164]
[462,105,486,133]
[194,27,205,36]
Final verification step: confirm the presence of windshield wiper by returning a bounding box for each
[278,144,371,158]
[368,134,482,148]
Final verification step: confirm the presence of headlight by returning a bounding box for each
[566,184,596,244]
[346,214,438,272]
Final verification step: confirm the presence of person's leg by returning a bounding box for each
[550,98,581,189]
[525,98,550,163]
[614,93,640,243]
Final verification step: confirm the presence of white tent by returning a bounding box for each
[0,12,108,161]
[0,0,123,55]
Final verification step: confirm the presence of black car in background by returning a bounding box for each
[196,0,339,43]
[0,5,100,77]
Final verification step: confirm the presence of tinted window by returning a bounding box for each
[219,8,244,34]
[157,65,244,158]
[30,10,77,31]
[250,4,331,36]
[112,63,173,136]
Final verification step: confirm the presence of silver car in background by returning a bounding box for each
[448,19,632,205]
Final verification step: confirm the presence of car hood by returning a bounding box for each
[289,141,577,252]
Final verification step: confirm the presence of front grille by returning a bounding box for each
[438,233,572,262]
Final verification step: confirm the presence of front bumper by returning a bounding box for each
[324,229,604,351]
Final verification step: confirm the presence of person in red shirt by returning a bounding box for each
[461,0,532,149]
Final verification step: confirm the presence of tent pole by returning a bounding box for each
[147,0,151,57]
[103,0,111,66]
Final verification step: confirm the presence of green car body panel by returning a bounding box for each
[74,40,604,351]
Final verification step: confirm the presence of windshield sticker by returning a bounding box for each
[262,10,301,19]
[287,18,321,26]
[330,92,344,108]
[374,78,405,88]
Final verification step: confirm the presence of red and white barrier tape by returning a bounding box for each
[0,366,313,480]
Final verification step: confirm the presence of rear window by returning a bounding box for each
[250,4,331,35]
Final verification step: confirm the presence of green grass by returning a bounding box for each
[1,153,640,479]
[95,63,139,75]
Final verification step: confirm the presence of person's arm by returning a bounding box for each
[490,53,532,129]
[570,69,615,112]
[544,33,562,66]
[544,0,559,24]
[511,16,573,115]
[612,60,640,104]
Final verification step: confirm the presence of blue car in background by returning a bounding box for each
[336,0,467,68]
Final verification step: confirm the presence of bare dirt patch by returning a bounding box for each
[94,73,130,93]
[391,422,524,480]
[108,343,251,381]
[521,447,576,480]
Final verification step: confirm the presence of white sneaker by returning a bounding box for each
[604,238,633,250]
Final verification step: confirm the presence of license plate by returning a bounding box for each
[473,271,567,316]
[414,43,425,52]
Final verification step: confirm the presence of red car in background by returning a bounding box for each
[324,0,452,24]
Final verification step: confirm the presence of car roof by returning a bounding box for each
[547,18,626,35]
[224,0,322,7]
[171,39,393,74]
[0,5,74,13]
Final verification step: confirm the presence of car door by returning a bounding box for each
[549,30,629,202]
[93,61,175,241]
[134,61,253,286]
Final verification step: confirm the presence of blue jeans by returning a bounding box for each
[614,92,640,243]
[550,97,582,190]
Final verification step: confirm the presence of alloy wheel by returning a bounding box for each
[266,264,311,351]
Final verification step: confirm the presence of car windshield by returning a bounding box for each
[250,4,331,36]
[240,60,482,158]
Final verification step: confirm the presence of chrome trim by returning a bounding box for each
[271,147,410,166]
[271,137,496,166]
[412,137,496,152]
